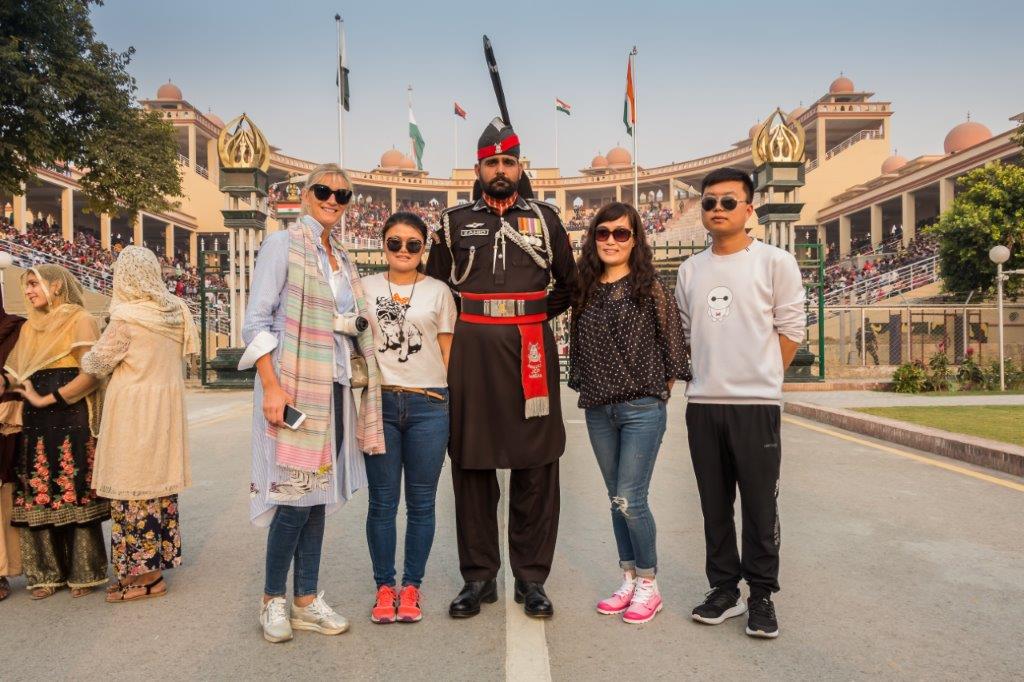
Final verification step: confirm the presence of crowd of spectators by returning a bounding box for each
[819,234,939,299]
[566,203,673,236]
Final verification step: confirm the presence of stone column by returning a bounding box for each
[870,204,883,248]
[816,118,827,164]
[227,229,238,346]
[165,223,175,260]
[100,214,111,250]
[615,185,622,202]
[13,189,26,234]
[901,191,916,246]
[188,125,197,167]
[61,187,74,242]
[206,137,219,181]
[134,213,144,246]
[189,231,198,266]
[938,177,955,213]
[838,214,852,257]
[390,187,397,213]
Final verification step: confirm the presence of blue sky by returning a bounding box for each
[92,0,1023,176]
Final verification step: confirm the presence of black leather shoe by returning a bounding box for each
[514,579,553,618]
[449,579,498,618]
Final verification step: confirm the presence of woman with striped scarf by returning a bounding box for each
[240,163,385,643]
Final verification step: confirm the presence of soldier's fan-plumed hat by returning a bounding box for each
[477,117,521,160]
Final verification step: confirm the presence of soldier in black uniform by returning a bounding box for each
[426,118,577,618]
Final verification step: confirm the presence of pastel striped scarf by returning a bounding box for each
[270,222,386,476]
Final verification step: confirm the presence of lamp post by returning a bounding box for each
[988,245,1024,391]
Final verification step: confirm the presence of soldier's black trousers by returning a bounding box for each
[451,460,560,584]
[685,403,782,597]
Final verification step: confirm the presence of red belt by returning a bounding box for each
[458,291,550,418]
[459,291,548,325]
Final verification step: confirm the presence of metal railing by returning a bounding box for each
[821,254,939,308]
[806,125,884,172]
[195,164,209,179]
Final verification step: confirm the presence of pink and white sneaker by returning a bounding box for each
[622,577,663,625]
[596,572,636,615]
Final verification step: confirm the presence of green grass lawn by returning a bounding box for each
[854,406,1024,446]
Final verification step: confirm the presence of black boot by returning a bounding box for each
[514,579,553,618]
[449,579,498,618]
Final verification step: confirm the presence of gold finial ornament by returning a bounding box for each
[217,113,271,171]
[751,108,806,165]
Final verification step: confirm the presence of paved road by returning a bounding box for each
[2,390,1021,680]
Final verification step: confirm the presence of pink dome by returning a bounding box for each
[829,76,854,94]
[591,154,608,168]
[943,120,992,154]
[881,154,908,174]
[606,146,632,167]
[398,155,417,170]
[748,123,759,139]
[156,81,182,100]
[206,112,224,128]
[789,106,808,120]
[379,149,405,169]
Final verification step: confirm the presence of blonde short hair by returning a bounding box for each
[300,163,353,217]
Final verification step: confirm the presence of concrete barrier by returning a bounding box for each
[784,401,1024,477]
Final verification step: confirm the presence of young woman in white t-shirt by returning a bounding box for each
[361,212,457,625]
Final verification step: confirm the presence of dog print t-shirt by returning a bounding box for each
[362,273,457,388]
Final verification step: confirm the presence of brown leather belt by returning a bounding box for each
[380,385,446,401]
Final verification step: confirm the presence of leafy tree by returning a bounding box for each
[0,0,181,216]
[927,161,1024,298]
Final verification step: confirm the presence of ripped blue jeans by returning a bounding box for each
[584,396,667,578]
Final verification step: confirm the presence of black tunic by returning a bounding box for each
[426,196,577,469]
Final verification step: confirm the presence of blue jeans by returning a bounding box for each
[584,396,667,578]
[264,504,326,597]
[263,384,344,598]
[365,388,449,588]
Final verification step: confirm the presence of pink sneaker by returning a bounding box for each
[596,573,636,615]
[622,577,663,624]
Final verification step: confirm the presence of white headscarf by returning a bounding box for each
[109,246,199,356]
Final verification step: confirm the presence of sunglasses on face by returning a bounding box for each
[701,196,747,212]
[594,226,633,243]
[385,237,424,254]
[310,184,353,205]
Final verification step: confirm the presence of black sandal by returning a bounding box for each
[106,575,166,603]
[0,577,10,601]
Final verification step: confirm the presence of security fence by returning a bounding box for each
[821,303,1024,369]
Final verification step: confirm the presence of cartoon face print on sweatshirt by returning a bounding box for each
[706,286,734,322]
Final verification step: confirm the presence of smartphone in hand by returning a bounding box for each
[282,404,307,430]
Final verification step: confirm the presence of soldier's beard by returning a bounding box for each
[484,176,517,199]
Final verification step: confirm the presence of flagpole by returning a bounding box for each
[408,85,415,162]
[453,113,458,174]
[336,15,345,167]
[335,14,346,242]
[554,103,559,170]
[631,46,638,207]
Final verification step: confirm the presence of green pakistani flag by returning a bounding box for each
[409,108,425,170]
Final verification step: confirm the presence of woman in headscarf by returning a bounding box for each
[2,265,107,599]
[0,284,26,601]
[240,163,385,643]
[80,246,199,603]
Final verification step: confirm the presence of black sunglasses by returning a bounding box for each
[701,196,747,212]
[594,226,633,243]
[310,183,353,205]
[385,237,424,254]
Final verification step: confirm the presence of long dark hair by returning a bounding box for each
[573,202,657,314]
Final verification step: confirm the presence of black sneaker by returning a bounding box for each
[691,586,746,625]
[745,595,779,638]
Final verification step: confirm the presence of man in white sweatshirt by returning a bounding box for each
[674,167,806,639]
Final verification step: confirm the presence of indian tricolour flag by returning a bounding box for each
[555,98,571,116]
[624,55,636,136]
[409,108,425,170]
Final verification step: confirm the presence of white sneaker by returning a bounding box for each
[290,592,349,635]
[260,597,293,643]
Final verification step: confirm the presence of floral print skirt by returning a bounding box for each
[110,495,182,579]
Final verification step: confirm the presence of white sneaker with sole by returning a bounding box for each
[260,597,293,643]
[290,592,349,635]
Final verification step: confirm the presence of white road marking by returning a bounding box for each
[501,470,553,682]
